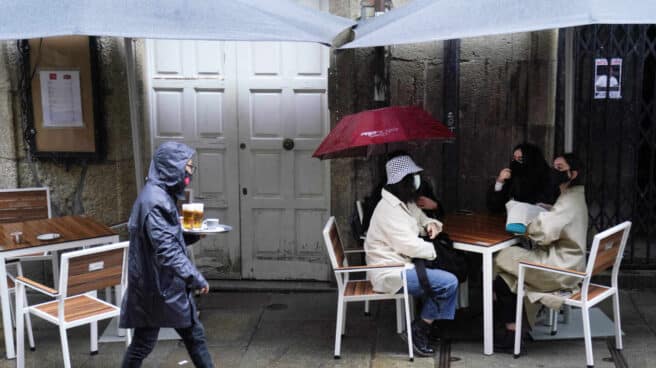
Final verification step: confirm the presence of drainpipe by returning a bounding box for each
[371,0,390,181]
[442,39,460,211]
[372,0,389,108]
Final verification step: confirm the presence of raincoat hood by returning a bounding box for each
[147,142,195,200]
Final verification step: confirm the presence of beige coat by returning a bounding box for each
[365,189,440,293]
[495,185,588,323]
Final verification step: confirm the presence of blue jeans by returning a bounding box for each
[405,268,458,321]
[121,310,214,368]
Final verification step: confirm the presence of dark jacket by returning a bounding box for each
[486,144,557,213]
[120,142,207,328]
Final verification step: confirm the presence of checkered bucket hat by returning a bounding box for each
[385,155,423,185]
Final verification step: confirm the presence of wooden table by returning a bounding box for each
[443,213,520,355]
[0,216,118,359]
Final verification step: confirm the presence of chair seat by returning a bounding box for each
[569,285,610,302]
[344,280,375,297]
[34,295,117,322]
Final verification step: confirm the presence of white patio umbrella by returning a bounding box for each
[0,0,354,193]
[1,0,354,46]
[341,0,656,48]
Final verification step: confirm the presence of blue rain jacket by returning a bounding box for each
[120,142,207,328]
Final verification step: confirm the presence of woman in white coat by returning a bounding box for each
[365,155,458,357]
[493,153,588,351]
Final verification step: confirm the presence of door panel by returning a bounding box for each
[153,89,184,137]
[237,0,330,280]
[145,0,330,281]
[148,39,241,279]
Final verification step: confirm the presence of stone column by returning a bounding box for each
[0,42,18,188]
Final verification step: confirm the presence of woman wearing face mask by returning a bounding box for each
[491,153,588,351]
[365,155,458,357]
[487,143,556,213]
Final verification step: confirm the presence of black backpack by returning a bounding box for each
[421,232,468,283]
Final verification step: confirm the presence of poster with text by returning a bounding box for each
[39,70,83,127]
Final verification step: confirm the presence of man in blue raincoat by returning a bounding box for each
[120,142,213,367]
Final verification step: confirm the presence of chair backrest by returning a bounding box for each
[0,187,51,223]
[585,221,632,279]
[59,241,129,297]
[323,216,345,270]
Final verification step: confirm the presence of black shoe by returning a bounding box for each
[494,328,525,354]
[400,319,435,357]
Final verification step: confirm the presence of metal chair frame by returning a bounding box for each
[15,241,130,368]
[513,221,632,368]
[323,216,415,361]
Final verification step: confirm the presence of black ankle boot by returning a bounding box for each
[404,319,435,357]
[494,328,526,354]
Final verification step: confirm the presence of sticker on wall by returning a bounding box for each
[594,58,622,100]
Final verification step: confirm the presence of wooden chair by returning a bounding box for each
[0,188,54,350]
[350,200,372,315]
[0,187,60,284]
[5,263,35,351]
[322,216,415,361]
[15,241,130,368]
[513,221,632,368]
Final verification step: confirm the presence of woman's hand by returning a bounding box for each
[426,223,440,239]
[416,196,438,210]
[497,168,512,183]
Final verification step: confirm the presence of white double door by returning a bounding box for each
[146,2,330,281]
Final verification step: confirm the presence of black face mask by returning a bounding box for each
[550,168,570,185]
[509,160,525,175]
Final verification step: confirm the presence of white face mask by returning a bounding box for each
[413,174,421,190]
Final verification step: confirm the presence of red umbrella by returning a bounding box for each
[312,105,454,160]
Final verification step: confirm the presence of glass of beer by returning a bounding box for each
[182,204,194,230]
[192,203,204,230]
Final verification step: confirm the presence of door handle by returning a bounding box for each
[242,188,248,195]
[282,138,295,151]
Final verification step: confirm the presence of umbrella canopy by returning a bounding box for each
[341,0,656,48]
[313,106,454,160]
[1,0,354,46]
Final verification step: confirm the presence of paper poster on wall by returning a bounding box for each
[39,70,83,127]
[609,58,622,99]
[594,58,622,100]
[594,58,609,99]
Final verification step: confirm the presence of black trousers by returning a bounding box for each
[122,297,214,368]
[494,276,518,325]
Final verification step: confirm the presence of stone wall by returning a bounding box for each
[0,38,137,241]
[329,0,558,248]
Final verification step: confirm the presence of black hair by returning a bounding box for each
[512,142,550,174]
[386,150,411,161]
[384,173,419,204]
[507,142,553,203]
[557,152,585,187]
